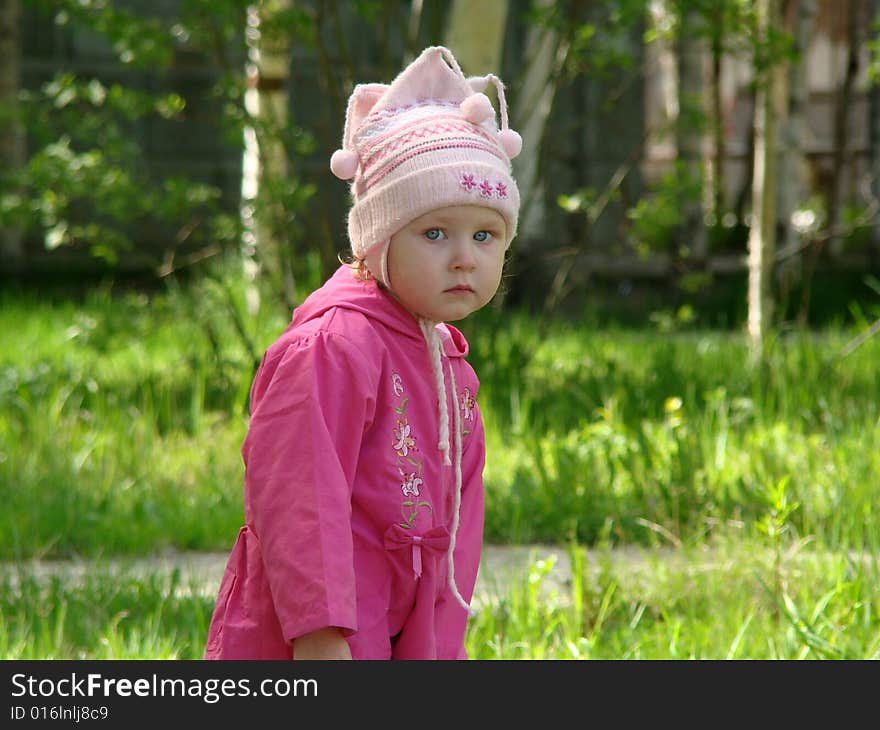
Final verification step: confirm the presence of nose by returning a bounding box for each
[450,236,477,270]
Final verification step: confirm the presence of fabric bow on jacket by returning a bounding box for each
[383,524,451,579]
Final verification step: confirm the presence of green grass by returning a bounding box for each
[1,270,879,557]
[3,535,877,659]
[0,566,213,659]
[0,275,272,559]
[469,539,880,659]
[460,312,880,551]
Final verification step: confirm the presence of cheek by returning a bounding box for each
[385,238,417,289]
[392,254,420,287]
[478,257,504,302]
[484,249,505,282]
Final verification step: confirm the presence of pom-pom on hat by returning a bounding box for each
[330,46,521,285]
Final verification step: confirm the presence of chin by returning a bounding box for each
[417,299,481,322]
[442,309,475,322]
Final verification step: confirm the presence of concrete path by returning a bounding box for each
[7,544,873,615]
[3,544,579,609]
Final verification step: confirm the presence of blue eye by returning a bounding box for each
[425,228,444,241]
[474,230,491,242]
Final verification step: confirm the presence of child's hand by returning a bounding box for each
[291,627,352,660]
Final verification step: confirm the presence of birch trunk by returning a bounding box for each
[747,0,783,352]
[443,0,508,77]
[645,0,678,191]
[241,0,294,312]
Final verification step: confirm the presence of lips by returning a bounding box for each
[445,285,474,293]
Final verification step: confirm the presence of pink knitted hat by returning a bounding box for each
[331,46,521,285]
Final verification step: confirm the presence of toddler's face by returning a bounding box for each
[384,205,507,322]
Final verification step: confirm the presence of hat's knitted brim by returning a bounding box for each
[348,160,519,261]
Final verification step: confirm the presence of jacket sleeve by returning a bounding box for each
[435,372,486,658]
[242,330,378,643]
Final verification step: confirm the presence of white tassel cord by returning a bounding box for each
[418,317,476,617]
[444,359,477,616]
[419,319,452,466]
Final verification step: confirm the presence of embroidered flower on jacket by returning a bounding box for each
[388,364,431,529]
[391,372,404,397]
[393,419,417,457]
[460,387,476,421]
[400,471,423,498]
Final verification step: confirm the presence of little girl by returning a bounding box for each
[204,46,521,660]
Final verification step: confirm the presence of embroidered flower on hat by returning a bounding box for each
[459,173,510,200]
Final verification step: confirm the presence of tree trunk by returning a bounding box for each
[826,0,861,259]
[443,0,508,76]
[747,0,783,352]
[870,0,880,272]
[0,0,24,270]
[707,12,724,225]
[241,0,295,312]
[734,84,757,223]
[776,0,815,243]
[510,0,563,243]
[775,0,814,321]
[676,6,708,261]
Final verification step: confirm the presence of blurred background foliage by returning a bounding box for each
[1,0,879,333]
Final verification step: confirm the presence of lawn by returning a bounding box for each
[2,263,878,658]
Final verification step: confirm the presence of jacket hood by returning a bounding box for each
[288,264,469,358]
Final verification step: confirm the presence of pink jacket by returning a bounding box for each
[204,265,485,659]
